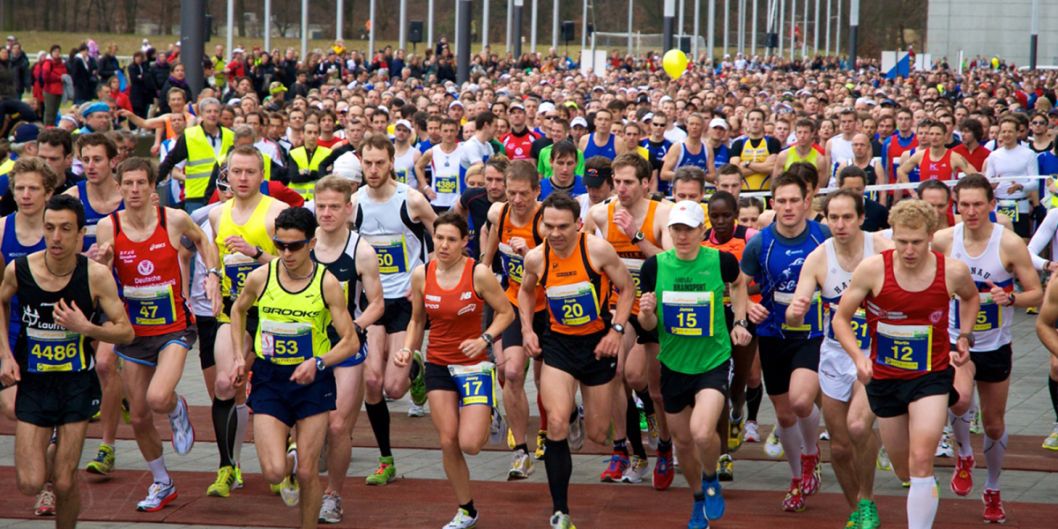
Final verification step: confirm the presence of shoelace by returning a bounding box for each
[373,463,392,475]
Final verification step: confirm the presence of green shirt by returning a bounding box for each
[537,145,586,179]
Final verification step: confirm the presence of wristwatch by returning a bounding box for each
[481,332,495,347]
[315,357,327,372]
[957,332,975,348]
[631,231,646,244]
[612,322,626,335]
[734,319,750,329]
[251,246,264,259]
[1006,293,1017,307]
[207,267,223,278]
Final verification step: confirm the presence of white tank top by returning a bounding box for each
[354,182,427,299]
[821,234,875,351]
[393,146,419,190]
[948,223,1012,351]
[430,143,462,208]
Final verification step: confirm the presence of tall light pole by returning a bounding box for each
[506,0,512,51]
[789,0,795,61]
[1030,0,1040,69]
[824,0,831,56]
[628,0,634,56]
[801,0,807,58]
[707,0,716,60]
[483,0,490,49]
[778,0,785,57]
[428,1,434,45]
[848,0,858,67]
[723,0,729,56]
[693,0,701,58]
[663,0,676,51]
[836,0,841,58]
[752,0,759,56]
[531,0,538,52]
[337,0,344,40]
[368,0,376,59]
[300,0,308,60]
[399,0,408,50]
[514,0,524,57]
[552,0,559,50]
[457,0,471,82]
[581,0,588,50]
[812,0,819,55]
[263,0,271,51]
[226,0,234,59]
[678,0,685,45]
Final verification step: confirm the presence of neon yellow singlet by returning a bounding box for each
[216,195,279,301]
[254,262,332,364]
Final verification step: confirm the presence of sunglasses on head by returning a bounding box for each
[272,238,311,252]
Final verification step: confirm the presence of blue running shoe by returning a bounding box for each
[702,475,725,520]
[688,498,709,529]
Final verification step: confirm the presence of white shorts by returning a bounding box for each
[818,337,860,403]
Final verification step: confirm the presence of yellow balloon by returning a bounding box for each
[663,49,689,80]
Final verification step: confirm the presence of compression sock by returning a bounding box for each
[779,422,805,478]
[1050,377,1058,422]
[746,384,763,422]
[544,438,572,514]
[798,405,821,455]
[365,400,393,458]
[626,397,648,459]
[907,475,939,529]
[951,409,974,457]
[635,388,655,415]
[983,430,1007,490]
[211,397,236,468]
[234,404,249,466]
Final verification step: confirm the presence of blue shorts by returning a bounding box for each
[247,358,337,427]
[331,331,368,368]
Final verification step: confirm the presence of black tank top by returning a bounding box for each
[14,255,97,373]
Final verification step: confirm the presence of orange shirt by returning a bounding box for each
[541,234,610,336]
[605,200,659,315]
[424,258,483,366]
[498,203,546,311]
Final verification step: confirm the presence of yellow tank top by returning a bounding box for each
[216,196,278,300]
[254,262,332,364]
[740,137,772,192]
[783,146,819,170]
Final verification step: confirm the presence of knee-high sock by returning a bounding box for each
[211,397,237,468]
[365,400,392,458]
[950,409,974,457]
[746,384,763,422]
[983,430,1007,490]
[626,396,647,459]
[779,422,804,478]
[544,438,572,514]
[907,475,939,529]
[798,405,821,455]
[1049,377,1058,422]
[234,404,249,466]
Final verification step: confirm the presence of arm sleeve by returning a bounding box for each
[640,256,658,294]
[719,251,740,283]
[740,233,763,276]
[1028,209,1058,269]
[158,135,189,180]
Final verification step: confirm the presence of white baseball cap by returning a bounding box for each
[394,119,413,131]
[709,117,729,130]
[667,200,706,228]
[571,116,588,128]
[332,152,363,183]
[538,101,556,114]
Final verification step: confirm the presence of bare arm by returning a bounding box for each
[785,247,824,327]
[475,263,515,346]
[0,263,18,382]
[660,146,679,184]
[69,263,135,345]
[516,247,545,357]
[481,202,504,266]
[948,259,980,365]
[316,272,360,367]
[832,256,883,383]
[407,188,437,237]
[414,149,433,193]
[1036,279,1058,361]
[354,242,386,329]
[896,151,921,184]
[399,266,428,360]
[230,266,269,378]
[997,232,1043,308]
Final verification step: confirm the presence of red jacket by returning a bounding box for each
[40,58,66,96]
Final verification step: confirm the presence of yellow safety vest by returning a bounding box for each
[185,125,234,200]
[288,145,333,199]
[0,158,13,176]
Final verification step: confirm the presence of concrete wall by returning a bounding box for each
[927,0,1058,67]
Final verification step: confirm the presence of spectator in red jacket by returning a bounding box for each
[40,45,67,126]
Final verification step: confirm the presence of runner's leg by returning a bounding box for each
[821,395,857,506]
[978,378,1010,491]
[325,365,365,496]
[846,382,879,500]
[53,421,90,529]
[294,413,329,529]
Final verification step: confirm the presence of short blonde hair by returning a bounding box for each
[314,175,353,201]
[888,199,940,234]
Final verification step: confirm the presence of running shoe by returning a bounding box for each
[279,475,300,507]
[935,426,954,458]
[206,466,239,497]
[970,409,983,435]
[982,489,1006,524]
[702,474,725,520]
[764,428,784,458]
[600,452,630,482]
[506,427,516,450]
[876,446,892,472]
[743,420,761,443]
[549,511,576,529]
[407,403,428,417]
[858,498,880,529]
[34,483,55,516]
[234,465,244,489]
[716,454,734,482]
[819,430,830,441]
[645,413,659,450]
[85,443,115,475]
[653,446,675,491]
[136,480,177,512]
[1043,423,1058,450]
[688,498,709,529]
[1027,306,1040,315]
[168,395,195,456]
[318,492,343,523]
[800,450,822,496]
[845,509,860,529]
[534,429,548,459]
[782,478,806,512]
[950,454,974,496]
[620,455,649,483]
[728,414,745,452]
[507,449,534,480]
[489,409,507,446]
[365,455,396,485]
[410,349,428,406]
[443,507,479,529]
[568,405,585,451]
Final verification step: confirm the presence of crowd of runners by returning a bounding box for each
[3,35,1058,529]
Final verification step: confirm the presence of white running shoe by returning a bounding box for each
[764,427,785,458]
[136,481,177,512]
[489,409,507,446]
[442,508,478,529]
[279,475,300,507]
[567,405,585,452]
[168,395,195,455]
[620,455,649,483]
[408,403,428,417]
[549,511,575,529]
[876,446,893,472]
[935,427,954,458]
[507,449,534,480]
[318,492,342,523]
[744,420,761,443]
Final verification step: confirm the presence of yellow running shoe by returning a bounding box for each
[206,466,238,497]
[85,443,115,475]
[534,429,547,460]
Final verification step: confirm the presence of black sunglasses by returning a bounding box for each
[1032,120,1047,125]
[272,238,312,252]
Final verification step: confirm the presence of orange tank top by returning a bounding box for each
[424,258,483,366]
[541,234,610,336]
[498,203,546,311]
[703,224,762,303]
[605,200,659,315]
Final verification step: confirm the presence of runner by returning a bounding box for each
[392,119,421,189]
[93,157,221,511]
[206,145,288,498]
[638,199,752,529]
[312,176,385,524]
[583,152,674,488]
[415,117,462,212]
[730,109,781,192]
[831,199,979,529]
[578,157,615,224]
[985,116,1039,239]
[229,206,360,529]
[519,192,635,529]
[640,112,672,195]
[65,133,126,478]
[775,118,830,188]
[740,172,829,512]
[352,133,436,485]
[501,101,540,161]
[1034,273,1058,451]
[882,108,918,184]
[930,174,1042,523]
[579,109,627,161]
[0,194,135,529]
[895,121,973,183]
[786,189,894,528]
[539,141,586,200]
[397,211,514,529]
[661,114,713,191]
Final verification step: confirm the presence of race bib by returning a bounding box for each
[621,258,644,298]
[448,361,496,407]
[828,307,870,350]
[26,328,87,373]
[224,253,259,298]
[875,322,932,373]
[499,243,525,284]
[774,291,822,333]
[997,200,1019,222]
[661,291,714,337]
[973,292,1001,332]
[260,319,314,365]
[546,281,600,327]
[366,235,410,275]
[124,284,177,327]
[395,168,408,184]
[434,173,458,195]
